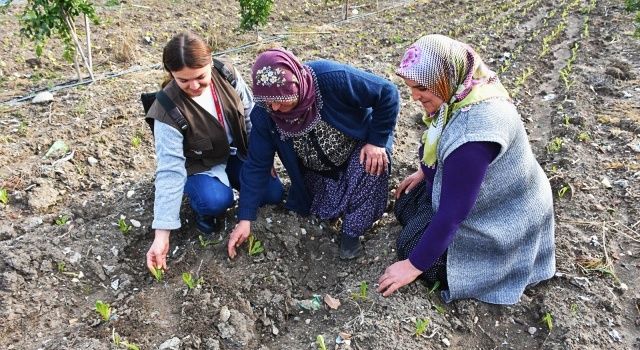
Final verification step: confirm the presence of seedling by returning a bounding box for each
[151,267,164,282]
[113,329,140,350]
[182,272,203,290]
[415,318,430,337]
[57,261,66,272]
[351,281,368,301]
[570,303,579,315]
[541,312,553,331]
[577,131,590,142]
[0,187,8,205]
[433,303,446,315]
[316,335,328,350]
[198,234,222,248]
[117,216,132,234]
[247,234,264,256]
[131,135,141,148]
[55,215,70,226]
[546,137,563,153]
[427,280,441,295]
[95,300,111,321]
[558,185,570,198]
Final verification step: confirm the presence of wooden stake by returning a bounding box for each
[64,13,95,82]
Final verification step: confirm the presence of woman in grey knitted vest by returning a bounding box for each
[377,35,555,304]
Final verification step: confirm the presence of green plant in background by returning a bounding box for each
[55,214,70,226]
[351,281,368,301]
[541,312,553,331]
[95,300,111,321]
[12,0,100,81]
[117,216,132,234]
[316,335,328,350]
[105,0,120,6]
[546,137,563,153]
[238,0,274,31]
[415,318,430,337]
[0,187,8,205]
[57,261,66,272]
[247,234,264,256]
[182,272,203,290]
[433,303,446,315]
[151,267,164,282]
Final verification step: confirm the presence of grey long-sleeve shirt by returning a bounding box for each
[151,69,254,230]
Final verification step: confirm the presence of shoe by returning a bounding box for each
[339,234,363,260]
[195,214,216,235]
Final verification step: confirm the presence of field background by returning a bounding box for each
[0,0,639,349]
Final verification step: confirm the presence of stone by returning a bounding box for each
[32,91,54,104]
[219,306,231,322]
[87,157,99,166]
[528,327,537,335]
[159,337,181,350]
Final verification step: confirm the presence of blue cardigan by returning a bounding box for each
[237,60,400,220]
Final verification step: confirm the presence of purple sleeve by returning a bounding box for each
[408,141,500,271]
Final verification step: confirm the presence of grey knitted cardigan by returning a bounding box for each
[433,98,556,305]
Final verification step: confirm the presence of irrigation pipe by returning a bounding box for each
[2,0,414,106]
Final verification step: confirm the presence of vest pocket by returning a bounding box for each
[185,137,213,159]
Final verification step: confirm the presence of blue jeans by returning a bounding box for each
[184,155,283,216]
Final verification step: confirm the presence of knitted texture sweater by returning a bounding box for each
[238,60,400,221]
[433,99,556,304]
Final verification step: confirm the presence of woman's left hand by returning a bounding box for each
[360,143,388,176]
[377,259,423,297]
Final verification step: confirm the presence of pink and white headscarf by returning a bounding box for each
[396,34,509,167]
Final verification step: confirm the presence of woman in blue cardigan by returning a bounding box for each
[227,48,400,260]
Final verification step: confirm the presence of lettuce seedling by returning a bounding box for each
[198,234,222,248]
[248,234,264,256]
[415,318,430,337]
[182,272,203,290]
[351,281,368,301]
[151,267,164,282]
[117,217,132,234]
[55,215,70,226]
[0,188,8,205]
[57,261,66,272]
[316,335,327,350]
[95,300,111,321]
[541,312,553,331]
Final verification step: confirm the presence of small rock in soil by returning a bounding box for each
[87,157,99,166]
[528,327,537,335]
[32,91,54,104]
[442,338,450,347]
[219,306,231,322]
[159,337,181,350]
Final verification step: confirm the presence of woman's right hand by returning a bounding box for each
[146,230,170,273]
[395,170,425,199]
[228,220,251,259]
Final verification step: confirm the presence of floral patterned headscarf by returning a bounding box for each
[252,48,320,137]
[397,34,510,167]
